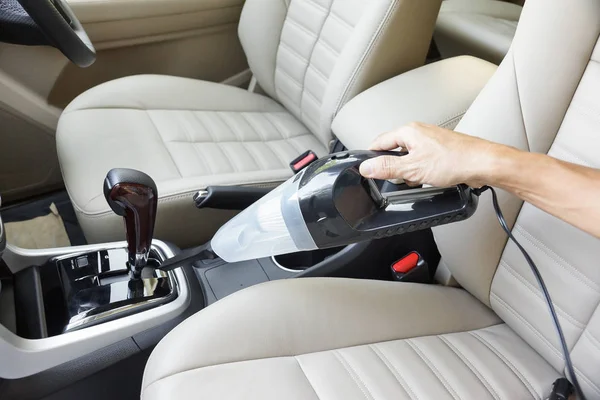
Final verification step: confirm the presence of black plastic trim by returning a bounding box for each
[13,265,48,339]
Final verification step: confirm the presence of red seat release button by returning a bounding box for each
[392,252,419,273]
[293,153,317,171]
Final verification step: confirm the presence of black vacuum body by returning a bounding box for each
[212,151,478,262]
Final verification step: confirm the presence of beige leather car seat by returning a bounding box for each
[56,0,442,248]
[141,0,600,398]
[435,0,523,64]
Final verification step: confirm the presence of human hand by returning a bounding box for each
[359,122,500,188]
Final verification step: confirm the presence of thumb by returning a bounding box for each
[360,156,406,180]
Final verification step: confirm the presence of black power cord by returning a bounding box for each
[474,186,586,400]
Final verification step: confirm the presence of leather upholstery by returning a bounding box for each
[142,279,559,400]
[143,0,600,398]
[240,0,443,145]
[331,56,497,150]
[435,0,522,64]
[57,75,324,247]
[433,0,600,396]
[56,0,442,247]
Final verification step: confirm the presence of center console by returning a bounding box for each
[22,246,179,336]
[0,169,199,381]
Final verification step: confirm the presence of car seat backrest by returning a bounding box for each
[238,0,442,146]
[434,0,600,396]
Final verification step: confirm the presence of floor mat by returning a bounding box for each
[2,191,87,247]
[4,203,71,249]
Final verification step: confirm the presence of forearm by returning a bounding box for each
[482,144,600,238]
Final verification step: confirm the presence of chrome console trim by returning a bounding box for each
[271,256,302,273]
[59,248,179,334]
[0,240,190,379]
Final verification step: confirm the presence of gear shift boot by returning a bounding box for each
[54,245,177,333]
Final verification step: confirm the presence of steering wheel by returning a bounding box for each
[14,0,95,67]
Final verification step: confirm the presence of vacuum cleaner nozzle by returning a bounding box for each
[212,151,478,263]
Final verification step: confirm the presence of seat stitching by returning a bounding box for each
[584,330,600,352]
[240,142,263,171]
[278,41,312,68]
[191,143,213,175]
[307,62,330,82]
[436,109,467,129]
[513,225,600,292]
[280,40,334,79]
[76,182,288,216]
[192,112,236,172]
[242,114,298,164]
[369,345,418,400]
[191,111,217,142]
[279,40,308,63]
[294,356,322,400]
[144,110,183,178]
[299,1,334,125]
[179,110,194,143]
[239,112,267,141]
[574,366,600,395]
[277,89,322,129]
[333,0,399,115]
[217,113,262,170]
[285,16,318,40]
[315,36,341,58]
[333,350,375,400]
[64,107,292,113]
[406,340,460,400]
[490,293,563,360]
[216,144,241,173]
[275,88,302,118]
[181,111,212,175]
[330,7,355,31]
[438,336,501,400]
[511,49,531,152]
[161,136,316,145]
[265,141,293,168]
[286,137,305,155]
[216,112,243,142]
[498,260,586,328]
[275,66,324,106]
[303,0,327,13]
[262,113,291,139]
[469,332,539,399]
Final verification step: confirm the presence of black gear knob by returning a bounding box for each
[104,168,158,274]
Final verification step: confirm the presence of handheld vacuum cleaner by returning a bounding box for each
[211,150,478,263]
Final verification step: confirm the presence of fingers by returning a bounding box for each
[368,127,411,151]
[360,155,407,180]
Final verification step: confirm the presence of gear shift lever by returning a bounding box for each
[104,168,158,277]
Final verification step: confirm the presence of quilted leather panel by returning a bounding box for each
[56,75,328,246]
[239,0,442,146]
[433,2,600,398]
[146,110,325,178]
[142,324,559,400]
[491,43,600,395]
[274,0,367,141]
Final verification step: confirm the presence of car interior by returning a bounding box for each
[1,0,599,399]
